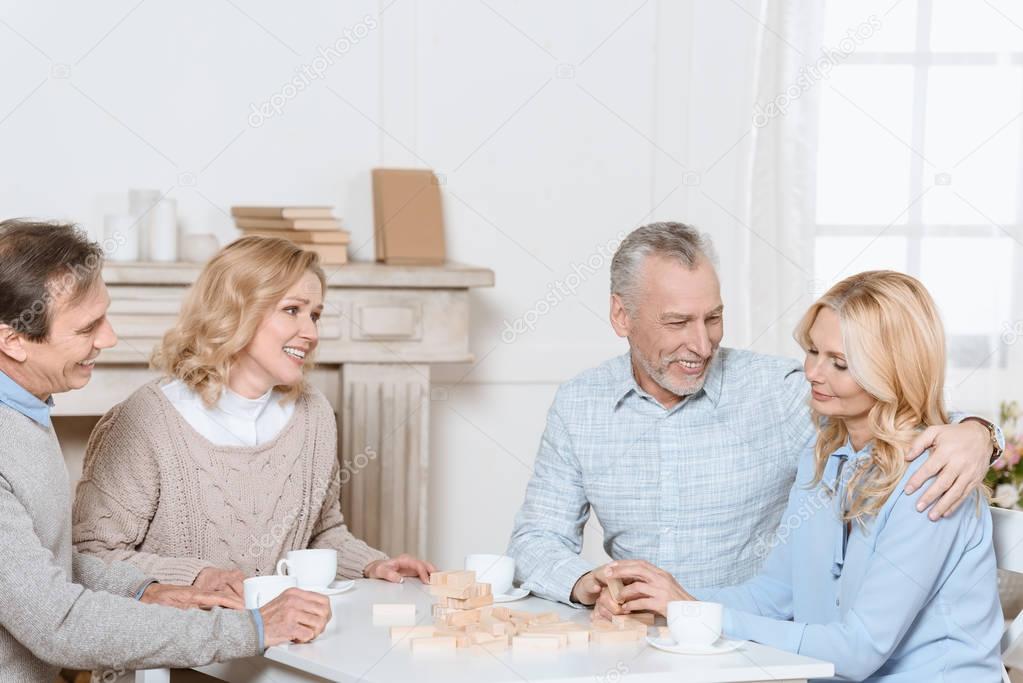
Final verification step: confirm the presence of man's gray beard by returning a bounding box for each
[633,347,715,399]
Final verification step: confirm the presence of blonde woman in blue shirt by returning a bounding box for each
[601,270,1002,681]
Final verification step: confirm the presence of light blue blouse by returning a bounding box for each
[700,439,1003,682]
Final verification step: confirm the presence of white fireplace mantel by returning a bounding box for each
[59,261,494,559]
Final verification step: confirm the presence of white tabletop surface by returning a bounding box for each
[253,579,834,683]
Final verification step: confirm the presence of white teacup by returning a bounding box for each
[464,554,515,595]
[275,549,337,589]
[243,575,297,609]
[667,601,723,647]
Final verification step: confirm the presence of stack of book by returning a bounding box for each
[230,206,350,265]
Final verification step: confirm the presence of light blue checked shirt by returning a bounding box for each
[508,348,813,603]
[507,348,991,606]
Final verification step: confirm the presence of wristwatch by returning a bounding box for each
[978,419,1004,464]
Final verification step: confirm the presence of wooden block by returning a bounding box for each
[518,631,568,647]
[430,570,475,588]
[512,635,562,650]
[410,636,457,653]
[614,612,655,626]
[434,630,472,648]
[565,630,591,646]
[390,626,436,644]
[431,604,454,618]
[444,609,481,627]
[523,622,579,632]
[592,628,644,644]
[429,583,473,599]
[656,626,671,639]
[479,616,510,636]
[478,635,511,651]
[442,592,494,610]
[607,577,624,602]
[471,631,508,646]
[372,603,416,625]
[612,614,652,631]
[591,618,615,631]
[529,612,561,625]
[491,607,513,622]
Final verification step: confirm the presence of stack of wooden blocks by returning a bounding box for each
[382,570,661,654]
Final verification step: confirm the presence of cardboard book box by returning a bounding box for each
[372,168,446,265]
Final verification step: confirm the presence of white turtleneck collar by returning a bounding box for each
[161,379,296,448]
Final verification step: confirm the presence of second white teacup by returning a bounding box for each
[276,548,338,589]
[667,600,723,647]
[464,554,515,595]
[243,575,297,609]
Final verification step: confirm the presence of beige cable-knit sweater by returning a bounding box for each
[72,380,387,585]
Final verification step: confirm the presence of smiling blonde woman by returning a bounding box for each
[72,237,434,597]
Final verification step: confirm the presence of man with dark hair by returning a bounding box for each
[0,219,332,682]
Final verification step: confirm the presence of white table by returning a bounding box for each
[137,580,834,683]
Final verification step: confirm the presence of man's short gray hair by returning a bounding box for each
[610,221,717,315]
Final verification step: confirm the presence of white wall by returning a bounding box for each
[1,0,761,570]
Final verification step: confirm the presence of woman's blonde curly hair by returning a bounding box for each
[795,270,952,523]
[152,236,326,407]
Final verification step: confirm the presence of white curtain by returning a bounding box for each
[744,0,826,357]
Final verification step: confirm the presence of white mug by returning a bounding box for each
[243,575,297,609]
[667,600,723,647]
[464,554,515,595]
[276,549,337,589]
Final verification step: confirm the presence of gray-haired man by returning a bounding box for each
[508,221,1001,617]
[0,219,331,682]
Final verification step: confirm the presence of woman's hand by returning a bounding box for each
[364,554,437,583]
[140,583,245,611]
[604,560,695,617]
[193,566,246,599]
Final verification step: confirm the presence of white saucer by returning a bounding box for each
[310,580,356,596]
[492,588,530,603]
[646,636,743,655]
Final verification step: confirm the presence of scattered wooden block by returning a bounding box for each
[592,628,645,644]
[390,625,436,644]
[518,631,568,647]
[491,606,512,621]
[565,630,590,646]
[477,635,511,651]
[410,636,458,653]
[528,612,560,625]
[372,603,416,625]
[512,635,562,650]
[524,621,584,632]
[471,631,508,646]
[433,630,472,648]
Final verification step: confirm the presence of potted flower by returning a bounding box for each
[986,400,1022,508]
[986,400,1022,619]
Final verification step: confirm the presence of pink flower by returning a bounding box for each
[994,457,1007,471]
[1006,441,1021,467]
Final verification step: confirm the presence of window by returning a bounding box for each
[814,0,1023,374]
